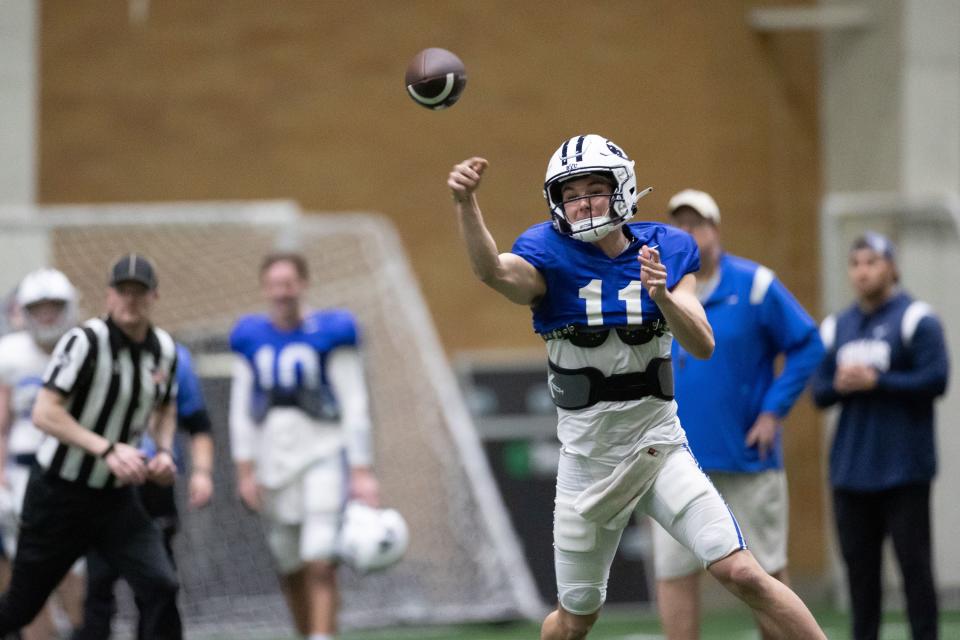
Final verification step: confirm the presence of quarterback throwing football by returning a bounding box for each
[447,135,826,640]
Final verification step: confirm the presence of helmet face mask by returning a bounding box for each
[543,135,649,242]
[16,269,78,349]
[554,173,624,242]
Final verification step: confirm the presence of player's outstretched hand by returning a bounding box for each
[147,449,177,487]
[105,442,148,486]
[448,157,489,204]
[639,244,668,302]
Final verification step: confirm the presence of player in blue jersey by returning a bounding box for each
[448,135,826,640]
[229,253,378,640]
[72,342,214,640]
[653,190,824,640]
[813,233,948,640]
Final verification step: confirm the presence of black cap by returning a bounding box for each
[108,253,158,290]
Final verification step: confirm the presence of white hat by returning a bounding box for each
[668,189,720,224]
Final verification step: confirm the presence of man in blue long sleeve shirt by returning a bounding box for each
[654,190,825,640]
[813,232,948,640]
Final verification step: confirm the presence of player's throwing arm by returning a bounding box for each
[448,157,546,305]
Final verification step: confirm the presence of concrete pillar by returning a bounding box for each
[900,0,960,601]
[0,0,44,298]
[0,0,36,205]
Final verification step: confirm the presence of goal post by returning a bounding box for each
[0,202,544,635]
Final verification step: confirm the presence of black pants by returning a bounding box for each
[72,484,179,640]
[0,468,182,639]
[834,483,938,640]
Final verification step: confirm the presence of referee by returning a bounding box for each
[0,254,183,639]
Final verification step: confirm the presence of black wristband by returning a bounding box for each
[100,442,115,458]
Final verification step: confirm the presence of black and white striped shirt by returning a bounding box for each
[37,316,178,488]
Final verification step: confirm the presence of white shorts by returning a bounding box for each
[553,446,745,615]
[652,469,787,579]
[261,454,347,575]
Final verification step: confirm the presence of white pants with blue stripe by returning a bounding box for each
[652,469,787,579]
[554,445,745,615]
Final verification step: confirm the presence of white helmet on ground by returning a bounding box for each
[16,268,78,348]
[543,134,651,242]
[338,501,409,573]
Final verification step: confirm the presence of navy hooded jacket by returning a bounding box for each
[812,291,949,491]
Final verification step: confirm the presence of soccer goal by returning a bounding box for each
[0,202,544,636]
[819,191,960,609]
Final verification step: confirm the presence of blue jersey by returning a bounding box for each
[140,343,211,468]
[673,254,823,473]
[812,291,949,490]
[229,309,359,423]
[511,222,700,333]
[174,344,207,427]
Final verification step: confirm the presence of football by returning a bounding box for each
[404,47,467,110]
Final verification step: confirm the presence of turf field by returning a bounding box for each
[237,608,960,640]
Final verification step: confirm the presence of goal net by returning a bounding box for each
[0,202,543,636]
[819,192,960,608]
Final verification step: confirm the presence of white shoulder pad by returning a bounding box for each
[902,301,934,347]
[0,332,32,383]
[86,317,109,342]
[750,266,775,305]
[820,314,837,350]
[0,331,29,361]
[154,327,177,360]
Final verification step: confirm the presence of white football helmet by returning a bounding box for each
[543,134,650,242]
[16,268,78,348]
[338,502,409,573]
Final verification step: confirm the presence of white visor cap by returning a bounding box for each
[668,189,720,224]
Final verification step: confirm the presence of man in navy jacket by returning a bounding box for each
[655,190,824,640]
[813,232,949,640]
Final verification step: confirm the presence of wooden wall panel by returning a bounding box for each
[40,0,825,575]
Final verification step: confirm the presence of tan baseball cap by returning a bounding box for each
[668,189,720,224]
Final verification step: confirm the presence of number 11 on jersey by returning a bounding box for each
[578,279,644,326]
